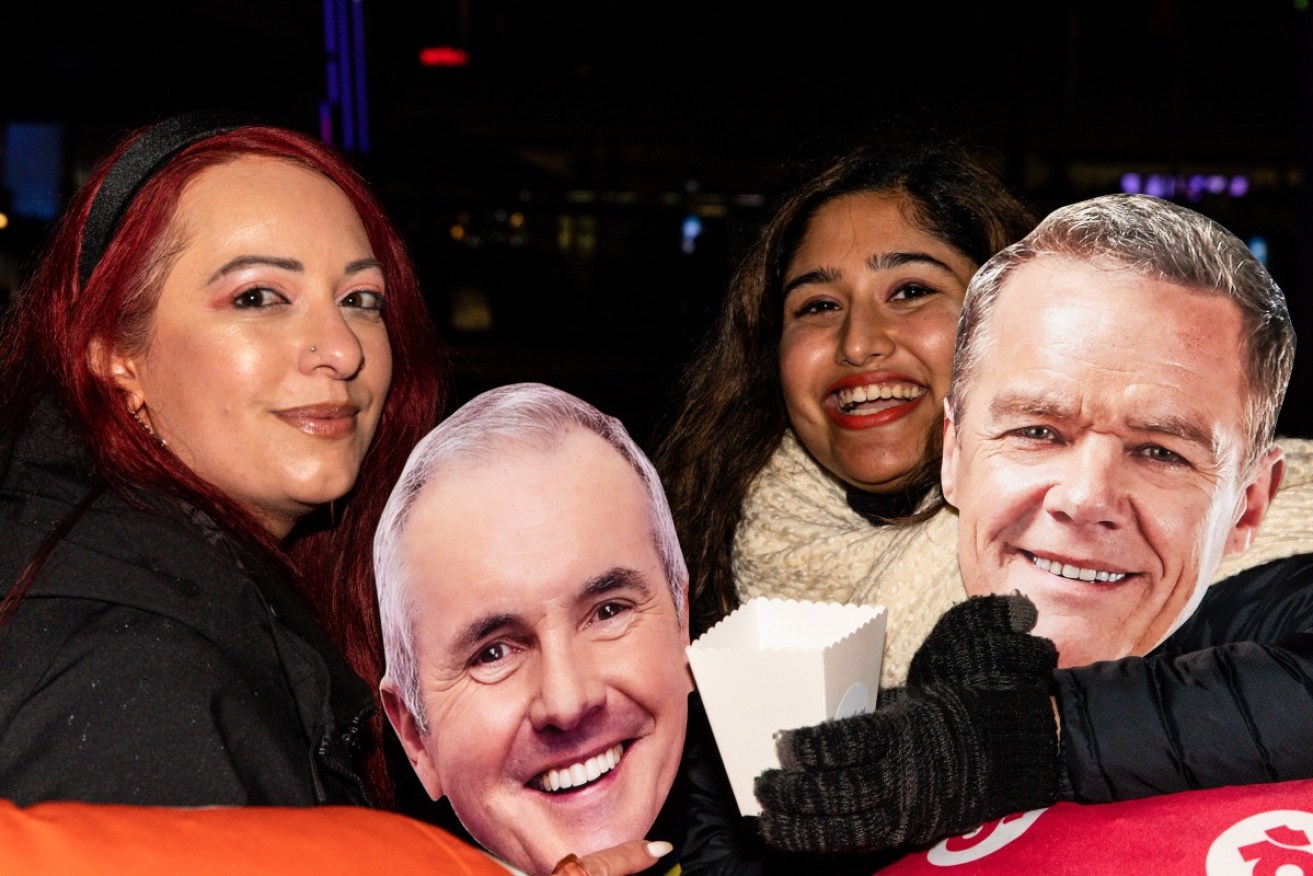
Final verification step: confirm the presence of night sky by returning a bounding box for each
[3,1,1310,437]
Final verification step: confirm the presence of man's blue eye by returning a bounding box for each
[1016,426,1055,441]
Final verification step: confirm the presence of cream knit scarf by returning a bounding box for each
[732,431,960,689]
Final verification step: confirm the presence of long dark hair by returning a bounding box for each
[0,123,446,800]
[655,133,1033,633]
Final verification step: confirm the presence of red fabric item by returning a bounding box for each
[880,779,1313,875]
[0,801,514,875]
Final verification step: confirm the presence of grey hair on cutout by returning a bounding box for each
[373,382,689,732]
[950,193,1295,471]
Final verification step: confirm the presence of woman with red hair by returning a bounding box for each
[0,114,444,806]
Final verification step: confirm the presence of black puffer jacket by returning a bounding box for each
[1055,552,1313,802]
[681,556,1313,872]
[0,400,374,806]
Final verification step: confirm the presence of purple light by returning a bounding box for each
[318,101,334,145]
[323,0,338,118]
[336,0,354,151]
[323,0,336,52]
[325,59,339,102]
[1120,171,1251,202]
[322,0,338,144]
[351,0,369,154]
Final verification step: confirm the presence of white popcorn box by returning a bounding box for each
[687,598,887,816]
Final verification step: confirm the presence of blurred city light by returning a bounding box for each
[1248,235,1269,267]
[420,46,470,67]
[1120,172,1250,201]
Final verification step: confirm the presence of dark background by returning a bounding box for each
[2,0,1310,444]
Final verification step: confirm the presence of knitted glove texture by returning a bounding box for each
[753,594,1060,854]
[908,594,1057,689]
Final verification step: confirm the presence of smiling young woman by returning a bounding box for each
[0,116,444,806]
[656,134,1034,684]
[778,192,978,495]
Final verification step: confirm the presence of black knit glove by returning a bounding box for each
[753,595,1059,854]
[908,594,1057,690]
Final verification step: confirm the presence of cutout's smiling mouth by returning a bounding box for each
[530,742,625,793]
[1028,552,1129,583]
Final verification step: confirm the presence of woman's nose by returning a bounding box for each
[836,304,895,366]
[299,300,366,378]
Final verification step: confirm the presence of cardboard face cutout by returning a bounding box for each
[942,257,1276,666]
[381,398,690,876]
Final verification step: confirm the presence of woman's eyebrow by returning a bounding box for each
[782,266,841,297]
[784,251,960,298]
[206,256,381,284]
[345,257,384,275]
[869,251,958,273]
[207,255,302,283]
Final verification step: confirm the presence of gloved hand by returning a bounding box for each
[908,594,1058,690]
[753,595,1059,854]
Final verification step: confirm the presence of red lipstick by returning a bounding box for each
[823,372,927,431]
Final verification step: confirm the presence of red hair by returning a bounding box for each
[0,125,446,803]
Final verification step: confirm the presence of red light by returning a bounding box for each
[420,46,469,68]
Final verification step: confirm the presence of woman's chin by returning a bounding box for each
[248,485,358,538]
[827,449,935,494]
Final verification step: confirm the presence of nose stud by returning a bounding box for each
[308,346,317,353]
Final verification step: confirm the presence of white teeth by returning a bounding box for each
[1030,554,1127,583]
[836,383,926,411]
[534,743,625,793]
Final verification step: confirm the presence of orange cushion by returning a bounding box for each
[0,800,513,875]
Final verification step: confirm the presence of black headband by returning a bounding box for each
[78,111,254,287]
